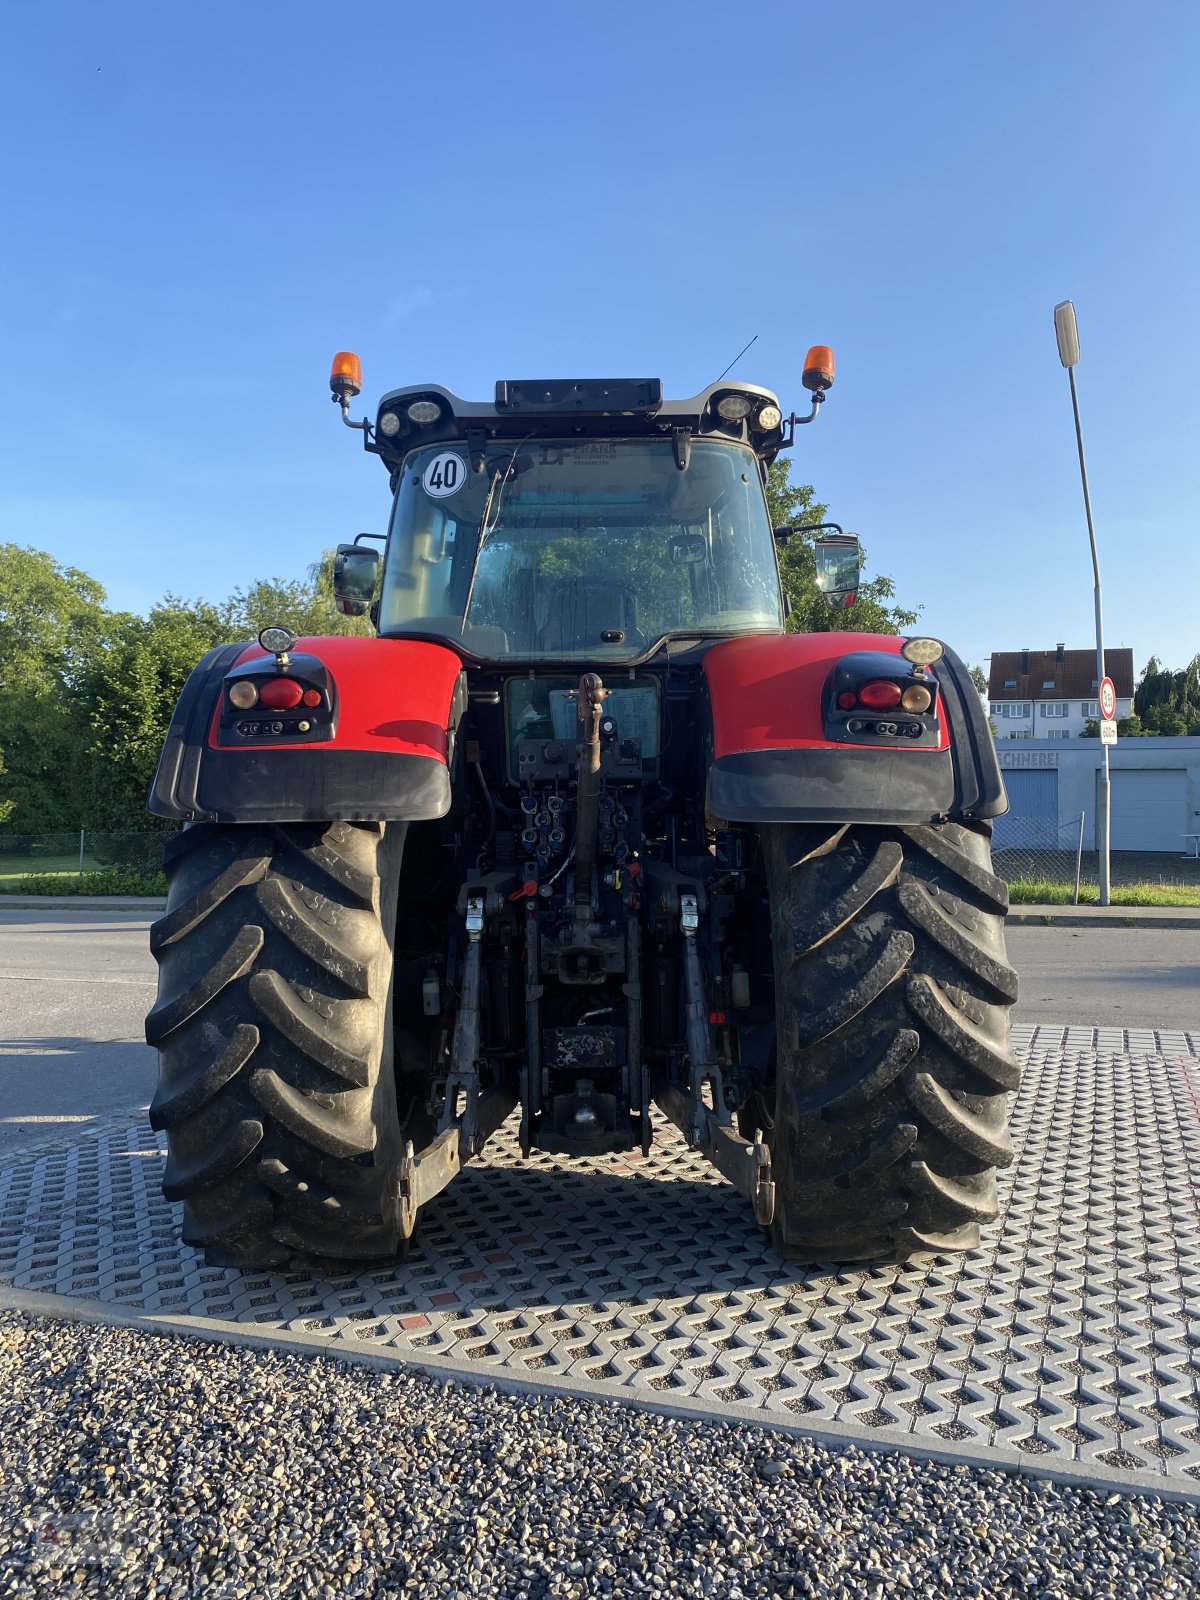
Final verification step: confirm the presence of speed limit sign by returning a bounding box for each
[1099,676,1117,720]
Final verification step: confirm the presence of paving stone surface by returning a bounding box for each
[3,1024,1200,1495]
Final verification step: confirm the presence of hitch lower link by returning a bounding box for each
[394,891,515,1241]
[664,893,775,1228]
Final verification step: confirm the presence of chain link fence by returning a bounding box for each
[993,813,1200,902]
[992,812,1092,903]
[0,830,172,890]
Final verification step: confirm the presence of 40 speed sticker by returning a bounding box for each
[423,451,468,499]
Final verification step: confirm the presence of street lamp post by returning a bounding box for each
[1054,300,1111,907]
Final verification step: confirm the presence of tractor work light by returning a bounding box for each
[259,626,298,661]
[407,400,442,425]
[228,681,258,710]
[379,411,403,437]
[330,351,362,399]
[755,403,783,431]
[716,394,753,421]
[900,637,945,667]
[802,345,835,393]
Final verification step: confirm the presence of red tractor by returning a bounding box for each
[145,350,1017,1270]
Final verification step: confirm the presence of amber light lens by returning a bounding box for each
[259,678,305,710]
[228,681,258,710]
[330,350,362,398]
[901,684,933,713]
[858,680,903,710]
[802,344,835,391]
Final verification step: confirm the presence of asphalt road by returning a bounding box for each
[0,909,157,1155]
[0,908,1197,1156]
[1004,923,1200,1030]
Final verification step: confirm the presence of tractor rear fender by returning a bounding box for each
[148,636,468,824]
[703,633,1006,825]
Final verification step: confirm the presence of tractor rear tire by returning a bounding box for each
[145,820,410,1269]
[756,819,1020,1263]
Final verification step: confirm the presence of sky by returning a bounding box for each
[3,2,1198,680]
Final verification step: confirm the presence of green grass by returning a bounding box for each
[0,852,103,880]
[996,848,1200,907]
[1007,878,1200,907]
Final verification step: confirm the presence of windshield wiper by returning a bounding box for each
[460,436,536,631]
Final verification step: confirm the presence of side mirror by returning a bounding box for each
[669,532,707,564]
[333,543,380,617]
[814,531,861,611]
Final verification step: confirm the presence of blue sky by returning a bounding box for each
[3,2,1197,680]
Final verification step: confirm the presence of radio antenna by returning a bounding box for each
[712,333,758,384]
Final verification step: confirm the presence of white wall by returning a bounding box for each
[997,738,1200,850]
[991,698,1133,740]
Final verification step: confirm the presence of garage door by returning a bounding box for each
[993,768,1058,850]
[1109,769,1187,852]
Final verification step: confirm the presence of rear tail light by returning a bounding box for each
[301,688,323,708]
[857,680,903,711]
[259,678,305,710]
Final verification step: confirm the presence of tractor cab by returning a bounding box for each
[329,363,836,661]
[378,433,784,660]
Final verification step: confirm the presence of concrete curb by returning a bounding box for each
[0,895,165,910]
[1007,903,1200,929]
[4,1284,1198,1507]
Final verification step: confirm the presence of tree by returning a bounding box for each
[765,460,919,635]
[965,664,997,737]
[1135,654,1200,736]
[0,749,13,825]
[1143,704,1188,737]
[222,552,372,641]
[1116,714,1144,737]
[75,598,228,830]
[0,543,107,694]
[0,545,109,831]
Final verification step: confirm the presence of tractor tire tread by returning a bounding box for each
[146,820,403,1268]
[761,818,1019,1263]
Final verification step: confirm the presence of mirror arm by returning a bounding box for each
[334,393,374,440]
[779,393,825,450]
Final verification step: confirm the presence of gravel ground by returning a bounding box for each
[0,1310,1197,1600]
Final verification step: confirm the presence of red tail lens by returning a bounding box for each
[837,690,858,710]
[301,688,323,708]
[858,680,903,710]
[259,678,305,710]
